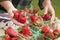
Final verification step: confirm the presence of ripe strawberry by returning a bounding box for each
[18,16,27,24]
[22,26,30,37]
[51,33,55,40]
[14,11,19,20]
[6,27,18,37]
[5,35,11,40]
[46,32,55,40]
[18,10,25,16]
[33,8,39,14]
[29,10,32,14]
[37,17,43,22]
[22,26,30,34]
[24,8,29,13]
[53,29,60,36]
[30,15,37,22]
[43,14,51,21]
[42,26,50,33]
[39,17,43,21]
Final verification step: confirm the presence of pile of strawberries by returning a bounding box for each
[41,26,60,40]
[13,8,40,24]
[2,8,57,40]
[13,7,51,27]
[3,26,32,40]
[19,26,32,37]
[3,27,19,40]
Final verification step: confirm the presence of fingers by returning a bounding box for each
[43,6,48,14]
[8,9,25,26]
[48,6,55,14]
[8,8,18,18]
[48,6,55,21]
[8,10,14,18]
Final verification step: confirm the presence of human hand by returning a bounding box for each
[8,9,25,26]
[43,0,55,24]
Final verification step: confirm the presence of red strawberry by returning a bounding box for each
[18,10,25,16]
[24,8,29,13]
[47,32,55,40]
[28,32,32,36]
[28,10,33,16]
[6,27,18,37]
[39,17,43,21]
[51,33,55,40]
[22,26,30,37]
[37,17,43,22]
[18,16,27,24]
[30,15,37,22]
[5,35,11,40]
[43,14,51,21]
[33,8,39,14]
[53,29,60,35]
[14,11,19,20]
[29,10,32,14]
[42,26,50,33]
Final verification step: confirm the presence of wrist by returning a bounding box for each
[7,8,17,12]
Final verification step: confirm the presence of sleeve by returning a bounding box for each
[0,0,9,2]
[38,0,44,10]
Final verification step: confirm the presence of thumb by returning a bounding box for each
[8,9,18,18]
[43,6,48,14]
[8,10,14,18]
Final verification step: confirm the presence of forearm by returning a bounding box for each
[43,0,53,14]
[43,0,51,7]
[0,1,15,12]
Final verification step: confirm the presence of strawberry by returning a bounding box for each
[29,10,32,14]
[18,10,25,16]
[6,27,18,37]
[18,16,27,24]
[51,33,55,40]
[39,17,43,21]
[22,26,30,37]
[14,11,19,20]
[30,15,37,22]
[42,26,50,33]
[5,35,11,40]
[24,8,29,13]
[22,26,30,34]
[43,14,51,21]
[33,8,39,14]
[37,17,43,22]
[46,32,55,40]
[53,29,60,36]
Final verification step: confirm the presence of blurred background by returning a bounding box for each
[32,0,60,19]
[0,0,60,19]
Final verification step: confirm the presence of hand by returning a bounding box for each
[43,0,55,24]
[0,1,25,26]
[8,9,25,26]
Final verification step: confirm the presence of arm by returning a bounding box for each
[0,1,24,26]
[0,1,16,17]
[43,0,55,22]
